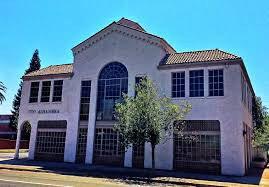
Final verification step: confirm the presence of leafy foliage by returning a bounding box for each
[252,96,268,130]
[10,49,41,139]
[252,96,269,149]
[114,77,191,168]
[253,116,269,150]
[0,81,6,104]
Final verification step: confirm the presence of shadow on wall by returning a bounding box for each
[0,158,263,186]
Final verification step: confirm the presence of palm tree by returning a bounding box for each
[0,81,6,104]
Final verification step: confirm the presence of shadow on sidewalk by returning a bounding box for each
[0,158,264,186]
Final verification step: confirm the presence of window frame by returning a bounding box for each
[189,69,204,97]
[52,80,63,102]
[29,81,40,103]
[208,69,224,97]
[79,80,92,121]
[171,71,185,98]
[96,62,128,121]
[40,81,51,103]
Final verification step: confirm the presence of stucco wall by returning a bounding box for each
[17,25,253,176]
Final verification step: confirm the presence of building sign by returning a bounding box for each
[28,109,60,114]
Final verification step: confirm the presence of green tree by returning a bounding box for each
[0,81,6,104]
[253,116,269,150]
[10,49,41,138]
[252,96,268,130]
[114,78,191,169]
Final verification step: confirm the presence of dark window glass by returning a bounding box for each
[52,80,63,102]
[29,82,39,103]
[172,72,185,98]
[76,127,88,163]
[208,69,224,96]
[35,130,66,155]
[189,70,204,97]
[41,81,51,102]
[96,62,128,121]
[174,120,220,164]
[94,128,124,157]
[80,80,91,121]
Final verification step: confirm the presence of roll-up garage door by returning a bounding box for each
[35,120,67,162]
[174,120,221,174]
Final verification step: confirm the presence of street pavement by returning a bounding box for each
[0,152,28,160]
[0,169,126,187]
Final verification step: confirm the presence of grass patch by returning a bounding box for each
[0,149,28,153]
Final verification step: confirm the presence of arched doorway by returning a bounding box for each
[21,121,31,141]
[14,121,31,159]
[94,62,128,166]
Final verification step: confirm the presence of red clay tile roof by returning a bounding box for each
[160,49,241,65]
[117,18,146,32]
[24,64,73,78]
[23,49,240,78]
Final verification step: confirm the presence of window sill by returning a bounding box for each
[52,101,62,104]
[28,102,39,105]
[171,95,226,100]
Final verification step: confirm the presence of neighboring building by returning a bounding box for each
[0,115,16,139]
[15,18,254,176]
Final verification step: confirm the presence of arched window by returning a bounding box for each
[96,62,128,121]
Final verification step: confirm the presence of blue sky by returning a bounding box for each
[0,0,269,113]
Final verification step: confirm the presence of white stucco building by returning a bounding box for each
[15,18,254,176]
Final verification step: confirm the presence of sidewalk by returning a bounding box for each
[0,157,265,186]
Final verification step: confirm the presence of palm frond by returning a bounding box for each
[0,81,6,104]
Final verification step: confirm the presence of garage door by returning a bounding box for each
[35,120,67,162]
[174,120,221,174]
[94,128,125,166]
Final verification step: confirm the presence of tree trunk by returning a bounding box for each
[151,144,155,169]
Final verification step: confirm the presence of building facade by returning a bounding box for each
[15,18,254,176]
[0,115,16,139]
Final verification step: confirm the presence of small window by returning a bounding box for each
[41,81,51,102]
[208,69,224,96]
[29,82,39,103]
[189,70,204,97]
[172,72,185,98]
[52,80,63,102]
[80,80,91,121]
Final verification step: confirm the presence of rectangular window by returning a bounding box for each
[208,69,224,96]
[80,80,91,121]
[29,82,39,103]
[174,120,221,172]
[94,128,124,158]
[35,130,66,161]
[40,81,51,102]
[172,72,185,98]
[189,70,204,97]
[76,127,88,163]
[52,80,63,102]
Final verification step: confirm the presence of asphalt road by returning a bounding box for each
[0,169,128,187]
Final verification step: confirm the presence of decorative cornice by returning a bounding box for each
[72,24,170,57]
[22,73,73,81]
